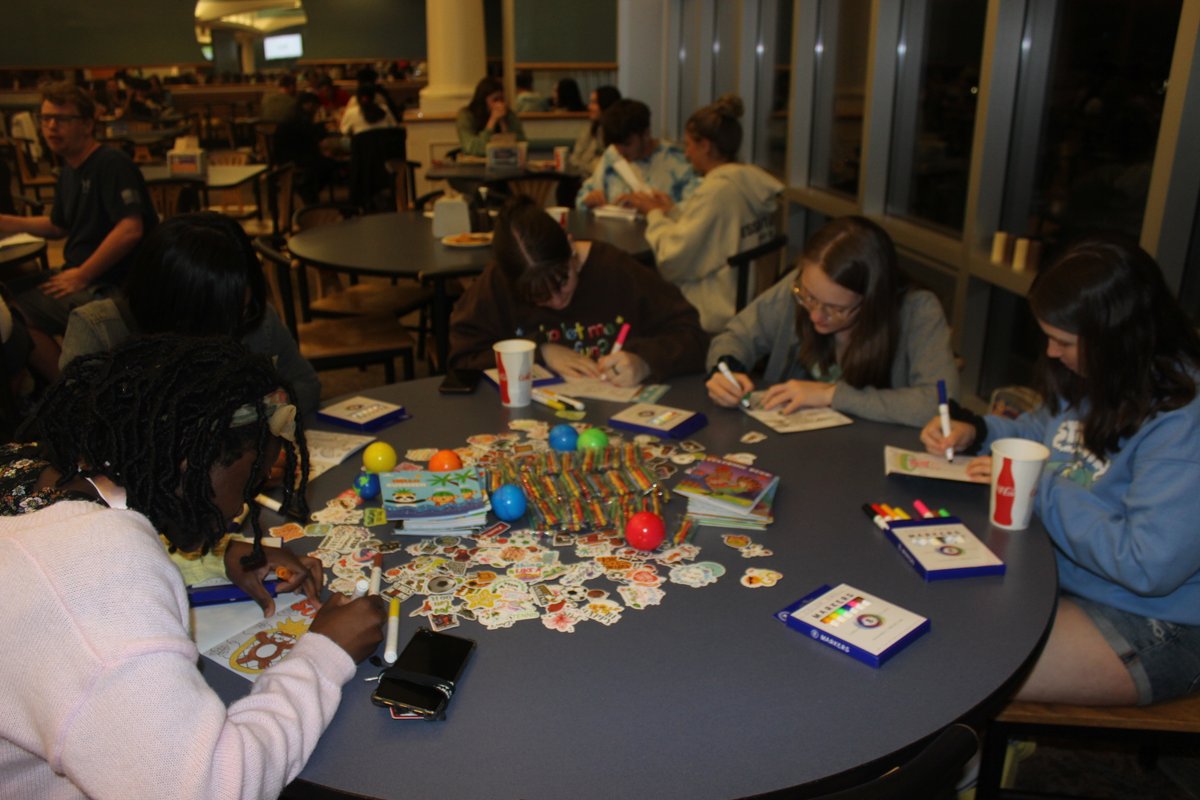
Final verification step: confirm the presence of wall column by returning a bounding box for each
[420,0,487,114]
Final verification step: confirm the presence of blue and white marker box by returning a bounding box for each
[608,402,708,439]
[317,396,410,432]
[883,517,1005,581]
[776,583,929,668]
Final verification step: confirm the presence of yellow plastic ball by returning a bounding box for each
[362,441,398,473]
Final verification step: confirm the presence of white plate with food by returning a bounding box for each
[441,232,494,248]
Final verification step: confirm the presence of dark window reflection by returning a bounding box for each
[1006,0,1180,252]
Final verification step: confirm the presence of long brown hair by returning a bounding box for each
[795,216,905,388]
[1029,235,1200,459]
[465,76,504,132]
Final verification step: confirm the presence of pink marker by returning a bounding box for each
[912,499,935,519]
[610,323,631,355]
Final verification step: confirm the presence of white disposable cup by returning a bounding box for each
[553,145,569,172]
[492,339,536,407]
[989,438,1050,530]
[545,206,569,226]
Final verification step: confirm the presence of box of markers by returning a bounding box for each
[881,517,1005,581]
[776,583,929,668]
[317,396,410,432]
[608,402,707,439]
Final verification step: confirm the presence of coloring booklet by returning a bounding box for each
[380,470,490,520]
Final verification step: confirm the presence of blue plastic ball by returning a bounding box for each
[353,471,381,500]
[549,424,579,452]
[492,484,527,522]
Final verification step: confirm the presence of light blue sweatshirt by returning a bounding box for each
[983,392,1200,625]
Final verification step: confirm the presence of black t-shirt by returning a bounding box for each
[49,146,157,287]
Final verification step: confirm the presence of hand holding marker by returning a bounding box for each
[717,361,752,409]
[605,323,631,378]
[937,380,955,462]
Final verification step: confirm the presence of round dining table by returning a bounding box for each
[285,210,651,372]
[199,375,1058,799]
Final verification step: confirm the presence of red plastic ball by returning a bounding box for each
[428,449,464,472]
[624,511,666,551]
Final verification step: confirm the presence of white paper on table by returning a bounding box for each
[0,233,44,249]
[592,205,639,222]
[739,391,853,433]
[559,377,668,404]
[883,445,979,483]
[199,593,316,681]
[612,157,651,194]
[305,429,376,479]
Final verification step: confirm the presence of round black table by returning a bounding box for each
[203,376,1058,799]
[285,210,651,372]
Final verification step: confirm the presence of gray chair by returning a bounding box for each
[728,234,789,313]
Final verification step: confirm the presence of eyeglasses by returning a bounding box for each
[38,113,86,126]
[792,283,862,321]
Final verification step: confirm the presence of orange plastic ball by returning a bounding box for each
[428,449,464,472]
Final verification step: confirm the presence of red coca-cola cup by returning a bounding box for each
[988,438,1050,530]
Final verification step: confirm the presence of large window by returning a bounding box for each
[1001,0,1182,257]
[886,0,987,232]
[808,0,871,197]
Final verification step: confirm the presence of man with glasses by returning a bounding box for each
[0,82,156,381]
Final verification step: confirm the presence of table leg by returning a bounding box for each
[430,277,450,375]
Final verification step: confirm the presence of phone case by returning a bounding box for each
[370,628,475,720]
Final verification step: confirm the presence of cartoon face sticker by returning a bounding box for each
[392,491,418,504]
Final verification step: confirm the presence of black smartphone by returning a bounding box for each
[438,368,482,394]
[371,628,475,719]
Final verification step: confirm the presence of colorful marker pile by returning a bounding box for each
[479,443,667,534]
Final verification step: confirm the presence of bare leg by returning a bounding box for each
[1016,597,1139,705]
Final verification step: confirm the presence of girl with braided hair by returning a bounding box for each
[0,335,386,799]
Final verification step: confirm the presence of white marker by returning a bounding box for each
[717,361,751,409]
[383,596,400,664]
[352,578,369,599]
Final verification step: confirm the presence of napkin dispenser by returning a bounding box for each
[431,194,472,237]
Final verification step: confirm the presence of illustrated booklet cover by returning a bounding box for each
[380,469,491,529]
[674,455,779,520]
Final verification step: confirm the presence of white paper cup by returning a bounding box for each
[989,438,1050,530]
[492,339,536,407]
[545,206,569,226]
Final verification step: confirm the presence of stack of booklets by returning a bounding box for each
[380,470,491,535]
[674,456,779,530]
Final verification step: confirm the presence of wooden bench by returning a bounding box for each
[976,693,1200,799]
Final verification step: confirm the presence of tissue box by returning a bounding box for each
[167,148,207,177]
[486,140,526,169]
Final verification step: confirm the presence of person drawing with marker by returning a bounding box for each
[448,196,709,388]
[705,216,958,427]
[0,336,387,798]
[921,236,1200,706]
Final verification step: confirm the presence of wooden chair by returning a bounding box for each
[254,122,278,166]
[206,149,258,219]
[483,173,565,209]
[243,163,295,239]
[289,201,437,360]
[349,127,407,213]
[728,234,789,312]
[254,239,415,384]
[6,138,55,202]
[976,694,1200,799]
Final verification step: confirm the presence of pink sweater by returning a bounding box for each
[0,501,355,800]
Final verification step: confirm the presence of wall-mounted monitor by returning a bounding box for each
[263,33,303,60]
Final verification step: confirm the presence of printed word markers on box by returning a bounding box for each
[880,516,1005,580]
[777,583,929,667]
[608,402,708,439]
[317,396,409,432]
